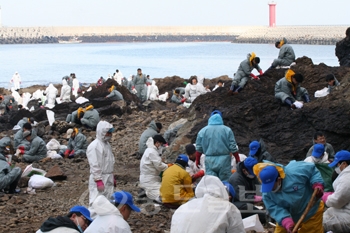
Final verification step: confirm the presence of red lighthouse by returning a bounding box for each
[268,2,277,27]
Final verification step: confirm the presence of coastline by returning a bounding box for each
[0,25,347,45]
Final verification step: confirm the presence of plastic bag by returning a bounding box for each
[315,163,334,192]
[22,164,47,177]
[242,214,264,232]
[314,87,329,98]
[28,175,54,189]
[46,139,60,150]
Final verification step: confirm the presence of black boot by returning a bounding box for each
[234,86,242,94]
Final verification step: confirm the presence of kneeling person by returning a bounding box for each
[160,155,194,207]
[275,69,310,109]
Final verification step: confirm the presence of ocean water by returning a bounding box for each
[0,42,339,88]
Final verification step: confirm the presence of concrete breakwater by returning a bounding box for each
[0,25,348,44]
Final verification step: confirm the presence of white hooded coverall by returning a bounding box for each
[87,121,115,206]
[85,195,132,233]
[323,165,350,232]
[44,84,58,105]
[72,78,80,97]
[184,83,207,103]
[139,137,168,200]
[114,71,123,85]
[11,72,21,90]
[60,79,71,102]
[170,175,245,233]
[148,80,159,101]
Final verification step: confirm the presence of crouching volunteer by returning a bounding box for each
[170,175,245,233]
[254,161,324,233]
[85,191,140,233]
[323,150,350,232]
[36,206,92,233]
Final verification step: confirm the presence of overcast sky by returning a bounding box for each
[0,0,349,27]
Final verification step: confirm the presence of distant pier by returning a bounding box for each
[0,25,347,44]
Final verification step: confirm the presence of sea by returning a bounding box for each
[0,42,339,88]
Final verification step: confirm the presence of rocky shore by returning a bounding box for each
[1,57,350,232]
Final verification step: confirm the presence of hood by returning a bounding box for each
[208,114,223,125]
[247,52,256,66]
[96,121,113,141]
[253,162,286,183]
[148,120,158,131]
[92,195,122,216]
[0,137,11,150]
[85,105,94,111]
[62,79,68,86]
[47,84,57,91]
[280,37,288,46]
[40,216,79,232]
[258,138,267,153]
[151,80,156,86]
[285,69,297,93]
[195,175,229,201]
[146,136,155,149]
[197,76,205,85]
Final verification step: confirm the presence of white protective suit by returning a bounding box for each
[44,84,58,106]
[139,137,168,200]
[114,71,123,85]
[170,175,245,233]
[323,165,350,232]
[60,79,71,102]
[87,121,115,206]
[72,78,80,97]
[304,152,330,164]
[11,72,21,90]
[148,80,159,101]
[85,195,131,233]
[184,83,207,103]
[186,154,205,176]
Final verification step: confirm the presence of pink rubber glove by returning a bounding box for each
[96,180,105,192]
[312,183,324,199]
[232,151,240,162]
[322,192,334,204]
[250,73,259,80]
[281,217,294,233]
[254,195,263,202]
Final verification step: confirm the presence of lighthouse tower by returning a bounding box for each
[268,2,276,27]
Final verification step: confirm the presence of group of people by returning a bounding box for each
[133,109,350,232]
[226,37,340,110]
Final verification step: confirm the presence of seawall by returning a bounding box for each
[0,25,348,44]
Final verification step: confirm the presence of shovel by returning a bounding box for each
[292,189,318,233]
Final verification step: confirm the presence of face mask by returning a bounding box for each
[335,166,341,174]
[272,180,281,193]
[314,157,322,163]
[75,217,83,233]
[104,136,112,142]
[246,174,255,179]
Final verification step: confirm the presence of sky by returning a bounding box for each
[0,0,349,27]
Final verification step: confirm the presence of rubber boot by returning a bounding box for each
[228,85,237,96]
[234,86,242,94]
[303,94,310,103]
